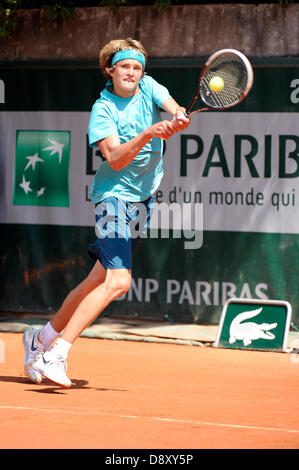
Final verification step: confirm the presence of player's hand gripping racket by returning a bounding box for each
[185,49,254,116]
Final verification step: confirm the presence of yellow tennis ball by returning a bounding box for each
[209,76,224,92]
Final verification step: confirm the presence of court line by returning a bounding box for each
[0,405,298,435]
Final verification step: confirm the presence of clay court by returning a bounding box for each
[0,331,298,450]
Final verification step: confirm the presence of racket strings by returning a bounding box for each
[200,53,249,108]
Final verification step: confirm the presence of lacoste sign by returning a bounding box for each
[214,298,292,352]
[13,130,71,207]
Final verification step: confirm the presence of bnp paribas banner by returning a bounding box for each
[0,63,298,323]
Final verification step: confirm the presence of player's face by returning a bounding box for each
[110,59,143,98]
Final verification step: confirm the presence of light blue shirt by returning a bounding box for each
[88,75,170,202]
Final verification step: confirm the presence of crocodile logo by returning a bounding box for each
[229,307,277,346]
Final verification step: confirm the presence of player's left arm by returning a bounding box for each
[161,97,190,132]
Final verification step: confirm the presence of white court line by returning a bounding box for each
[0,405,298,435]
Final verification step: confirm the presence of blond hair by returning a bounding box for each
[99,38,148,79]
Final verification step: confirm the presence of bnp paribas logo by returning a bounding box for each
[13,130,71,207]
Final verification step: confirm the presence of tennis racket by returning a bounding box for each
[185,49,254,116]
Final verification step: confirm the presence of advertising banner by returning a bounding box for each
[0,62,298,323]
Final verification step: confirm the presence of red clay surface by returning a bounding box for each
[0,331,298,449]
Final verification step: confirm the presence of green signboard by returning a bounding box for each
[13,130,71,207]
[214,298,292,351]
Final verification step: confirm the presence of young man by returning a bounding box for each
[23,38,190,388]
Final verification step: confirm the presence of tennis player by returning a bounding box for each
[23,38,190,388]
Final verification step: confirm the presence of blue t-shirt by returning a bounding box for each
[88,75,170,203]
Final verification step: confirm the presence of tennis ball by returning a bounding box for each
[209,76,224,92]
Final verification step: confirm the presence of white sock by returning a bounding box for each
[38,321,59,347]
[51,337,72,360]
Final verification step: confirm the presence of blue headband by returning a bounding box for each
[111,49,146,69]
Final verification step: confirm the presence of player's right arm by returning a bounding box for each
[97,120,175,171]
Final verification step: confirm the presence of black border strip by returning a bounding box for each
[1,56,299,70]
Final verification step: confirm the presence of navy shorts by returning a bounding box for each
[88,195,156,270]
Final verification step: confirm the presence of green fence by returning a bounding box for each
[1,57,298,324]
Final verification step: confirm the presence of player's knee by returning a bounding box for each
[106,273,131,298]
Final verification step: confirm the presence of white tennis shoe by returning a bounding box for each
[32,350,71,389]
[23,329,45,384]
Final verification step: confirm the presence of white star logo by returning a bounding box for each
[37,187,46,197]
[42,138,64,163]
[19,175,33,194]
[24,152,44,171]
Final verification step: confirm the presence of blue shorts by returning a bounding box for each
[88,195,156,270]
